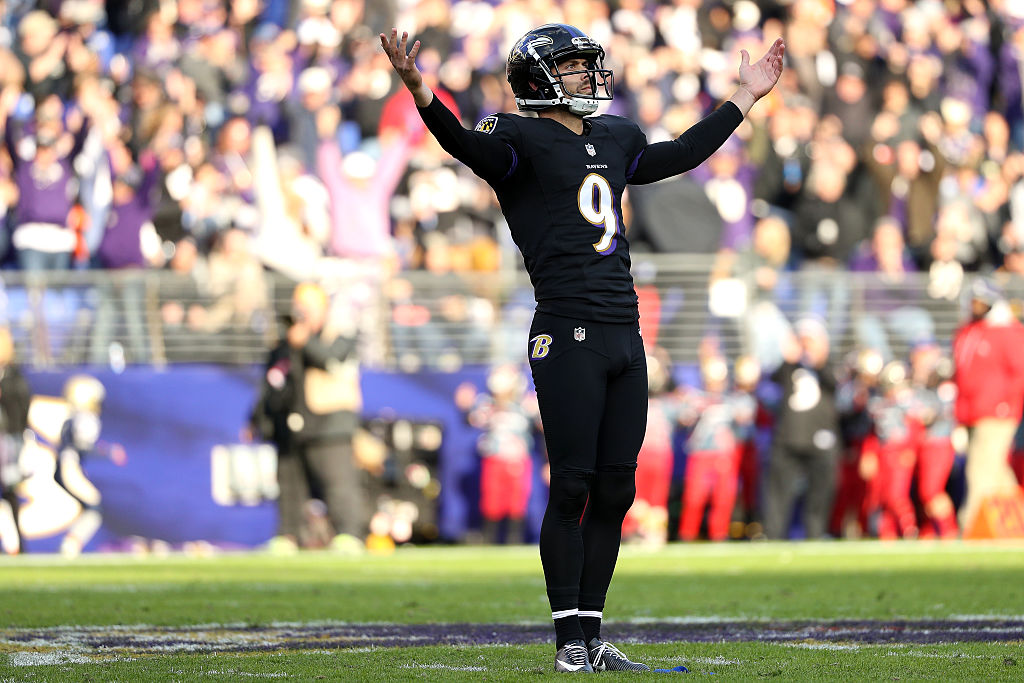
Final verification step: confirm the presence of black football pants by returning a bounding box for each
[528,312,648,617]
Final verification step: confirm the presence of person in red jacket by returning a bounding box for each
[952,278,1024,531]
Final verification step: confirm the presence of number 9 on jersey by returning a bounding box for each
[577,173,619,254]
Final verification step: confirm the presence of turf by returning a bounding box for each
[0,542,1021,680]
[0,643,1021,681]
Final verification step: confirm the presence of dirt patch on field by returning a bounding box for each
[1,619,1021,655]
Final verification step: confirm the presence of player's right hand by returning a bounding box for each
[380,29,423,92]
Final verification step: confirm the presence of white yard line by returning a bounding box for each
[400,663,488,671]
[785,643,862,651]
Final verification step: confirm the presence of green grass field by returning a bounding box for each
[0,541,1022,680]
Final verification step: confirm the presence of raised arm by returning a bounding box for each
[629,38,785,185]
[728,37,786,117]
[380,29,516,183]
[379,28,434,108]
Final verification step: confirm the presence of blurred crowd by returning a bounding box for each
[5,0,1024,366]
[4,0,1024,545]
[458,281,1024,544]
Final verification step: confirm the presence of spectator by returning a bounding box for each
[94,148,162,269]
[764,317,841,540]
[289,66,335,173]
[849,216,935,360]
[3,96,89,270]
[822,61,874,150]
[178,27,244,122]
[251,123,329,280]
[926,225,967,303]
[210,116,258,226]
[951,278,1024,532]
[203,227,271,361]
[864,112,946,264]
[734,214,797,371]
[751,96,815,215]
[15,10,72,101]
[132,9,181,75]
[793,157,870,330]
[88,147,163,364]
[158,236,212,362]
[250,282,365,553]
[692,135,757,250]
[232,24,294,141]
[318,106,412,261]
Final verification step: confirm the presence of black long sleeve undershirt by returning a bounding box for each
[627,101,744,185]
[417,92,743,186]
[417,95,516,183]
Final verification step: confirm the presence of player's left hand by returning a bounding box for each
[738,37,785,101]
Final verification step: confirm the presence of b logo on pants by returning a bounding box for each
[530,334,552,360]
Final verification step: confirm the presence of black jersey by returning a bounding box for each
[417,96,744,322]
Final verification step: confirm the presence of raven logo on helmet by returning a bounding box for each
[512,33,553,55]
[506,24,614,116]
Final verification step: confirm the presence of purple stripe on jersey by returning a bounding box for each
[501,143,519,182]
[625,150,644,182]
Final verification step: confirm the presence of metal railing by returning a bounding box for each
[0,259,998,369]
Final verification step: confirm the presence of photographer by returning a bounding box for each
[251,282,365,552]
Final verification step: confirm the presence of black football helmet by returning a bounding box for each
[506,23,614,116]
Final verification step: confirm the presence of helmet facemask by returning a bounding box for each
[545,52,614,115]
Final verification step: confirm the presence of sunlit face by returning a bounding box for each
[553,56,593,96]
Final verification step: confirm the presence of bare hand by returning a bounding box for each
[316,104,341,140]
[380,29,423,92]
[380,29,432,107]
[738,38,785,101]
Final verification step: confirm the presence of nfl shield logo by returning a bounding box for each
[585,143,596,157]
[574,327,586,341]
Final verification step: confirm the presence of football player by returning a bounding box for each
[382,23,784,673]
[56,375,127,557]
